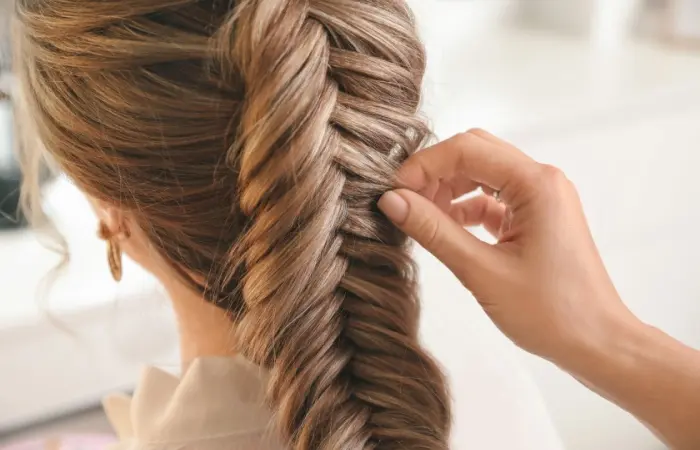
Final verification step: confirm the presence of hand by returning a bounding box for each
[379,130,637,363]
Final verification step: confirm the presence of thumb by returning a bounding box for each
[378,189,492,281]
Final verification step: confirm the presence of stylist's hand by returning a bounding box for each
[379,130,636,363]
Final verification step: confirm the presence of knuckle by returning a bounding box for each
[414,215,442,250]
[539,163,564,179]
[538,164,571,190]
[465,127,488,139]
[454,130,479,147]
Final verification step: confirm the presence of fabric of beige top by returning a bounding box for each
[102,356,285,450]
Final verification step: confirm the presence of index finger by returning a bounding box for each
[398,130,538,203]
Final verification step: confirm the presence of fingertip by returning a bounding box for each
[378,190,409,224]
[387,188,495,284]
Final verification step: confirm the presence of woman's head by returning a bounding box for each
[15,0,451,448]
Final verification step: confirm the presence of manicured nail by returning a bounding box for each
[378,191,409,224]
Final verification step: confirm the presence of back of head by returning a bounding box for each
[14,1,452,448]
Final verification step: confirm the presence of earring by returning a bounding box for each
[98,221,129,282]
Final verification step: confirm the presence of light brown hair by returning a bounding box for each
[14,0,452,448]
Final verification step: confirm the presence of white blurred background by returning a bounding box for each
[2,0,700,448]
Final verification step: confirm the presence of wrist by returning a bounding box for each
[550,310,650,377]
[550,312,700,449]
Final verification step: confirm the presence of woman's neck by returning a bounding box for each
[164,281,238,370]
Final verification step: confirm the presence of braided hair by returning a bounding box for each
[15,1,452,448]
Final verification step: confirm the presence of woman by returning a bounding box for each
[13,0,450,449]
[13,1,700,450]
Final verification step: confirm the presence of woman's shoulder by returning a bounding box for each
[104,356,285,450]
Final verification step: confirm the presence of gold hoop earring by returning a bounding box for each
[98,221,129,282]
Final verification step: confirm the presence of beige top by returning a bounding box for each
[103,356,285,450]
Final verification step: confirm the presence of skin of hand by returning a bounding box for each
[378,129,700,449]
[379,129,633,362]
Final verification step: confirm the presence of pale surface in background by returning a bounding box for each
[0,180,179,432]
[416,1,699,449]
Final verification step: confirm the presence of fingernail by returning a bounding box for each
[378,191,409,224]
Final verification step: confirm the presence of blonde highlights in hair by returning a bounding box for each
[15,0,452,448]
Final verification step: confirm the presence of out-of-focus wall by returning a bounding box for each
[515,0,596,35]
[515,0,644,46]
[412,1,700,449]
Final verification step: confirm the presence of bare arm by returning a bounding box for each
[378,130,700,449]
[565,320,700,449]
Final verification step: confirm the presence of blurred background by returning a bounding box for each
[2,0,700,448]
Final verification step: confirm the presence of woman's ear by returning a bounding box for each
[89,198,129,237]
[86,196,168,282]
[85,196,196,290]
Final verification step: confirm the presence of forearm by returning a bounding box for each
[559,319,700,449]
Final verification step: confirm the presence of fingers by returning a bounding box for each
[378,189,495,281]
[449,195,506,237]
[469,128,522,151]
[419,177,481,210]
[398,129,538,205]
